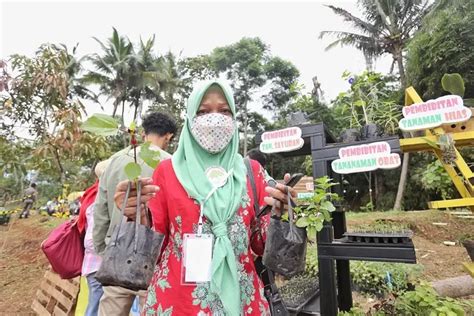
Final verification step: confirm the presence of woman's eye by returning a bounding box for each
[196,110,207,116]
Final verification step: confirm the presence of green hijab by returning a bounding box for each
[172,80,246,316]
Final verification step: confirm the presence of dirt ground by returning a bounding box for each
[0,210,472,315]
[0,214,64,315]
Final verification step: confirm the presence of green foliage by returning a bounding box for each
[337,307,365,316]
[320,0,431,86]
[350,261,423,297]
[305,243,318,277]
[350,219,410,234]
[406,0,474,99]
[332,71,402,136]
[139,141,161,169]
[441,73,465,97]
[394,283,470,316]
[290,176,339,240]
[124,162,141,181]
[359,201,375,213]
[81,113,120,136]
[418,160,455,200]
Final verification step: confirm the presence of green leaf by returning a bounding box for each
[129,121,137,132]
[124,162,141,180]
[314,221,324,232]
[81,113,119,136]
[441,73,465,97]
[296,216,309,228]
[354,99,366,107]
[422,137,440,150]
[139,141,161,169]
[321,201,336,212]
[463,98,474,107]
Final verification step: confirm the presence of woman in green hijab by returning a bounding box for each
[115,80,296,315]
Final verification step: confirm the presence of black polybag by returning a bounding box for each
[262,188,307,278]
[95,181,165,291]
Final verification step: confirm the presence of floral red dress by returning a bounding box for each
[143,159,270,316]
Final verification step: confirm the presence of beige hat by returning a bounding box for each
[95,159,111,178]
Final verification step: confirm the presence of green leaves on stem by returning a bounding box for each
[441,73,465,98]
[139,142,161,170]
[283,176,340,240]
[81,113,120,136]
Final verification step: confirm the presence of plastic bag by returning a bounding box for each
[263,188,307,277]
[95,182,165,291]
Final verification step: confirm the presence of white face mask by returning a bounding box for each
[191,113,235,154]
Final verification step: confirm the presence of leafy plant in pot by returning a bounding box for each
[292,176,340,239]
[82,114,165,291]
[263,177,339,310]
[262,177,339,279]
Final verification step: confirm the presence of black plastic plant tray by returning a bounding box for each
[343,232,413,245]
[285,289,320,314]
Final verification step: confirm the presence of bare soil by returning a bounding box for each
[0,215,64,315]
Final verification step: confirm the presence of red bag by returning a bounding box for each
[41,219,85,279]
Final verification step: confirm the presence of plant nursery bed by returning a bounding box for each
[343,231,413,245]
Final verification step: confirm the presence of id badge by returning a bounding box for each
[182,233,213,285]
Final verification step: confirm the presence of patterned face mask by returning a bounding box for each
[191,113,235,154]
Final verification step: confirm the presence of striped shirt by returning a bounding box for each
[82,204,102,276]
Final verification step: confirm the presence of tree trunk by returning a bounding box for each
[394,46,407,88]
[374,171,379,209]
[432,276,474,298]
[112,98,120,117]
[393,45,408,211]
[243,100,249,156]
[393,152,410,211]
[121,100,127,148]
[52,147,66,183]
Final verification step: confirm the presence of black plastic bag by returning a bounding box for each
[263,189,307,277]
[95,182,165,291]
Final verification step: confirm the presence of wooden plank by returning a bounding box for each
[31,299,51,315]
[36,289,50,304]
[429,198,474,209]
[46,271,80,298]
[41,282,75,311]
[53,304,68,316]
[463,262,474,277]
[399,131,474,153]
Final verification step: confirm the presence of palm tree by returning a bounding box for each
[320,0,432,211]
[320,0,431,87]
[84,28,134,123]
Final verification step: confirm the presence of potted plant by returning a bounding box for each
[292,176,340,239]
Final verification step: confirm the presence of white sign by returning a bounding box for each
[259,127,304,154]
[399,95,471,131]
[331,141,401,174]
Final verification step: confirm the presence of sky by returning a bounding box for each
[0,0,393,127]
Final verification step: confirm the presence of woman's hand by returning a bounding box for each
[114,178,159,223]
[263,173,297,217]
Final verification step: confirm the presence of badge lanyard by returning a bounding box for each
[197,168,234,236]
[181,168,233,285]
